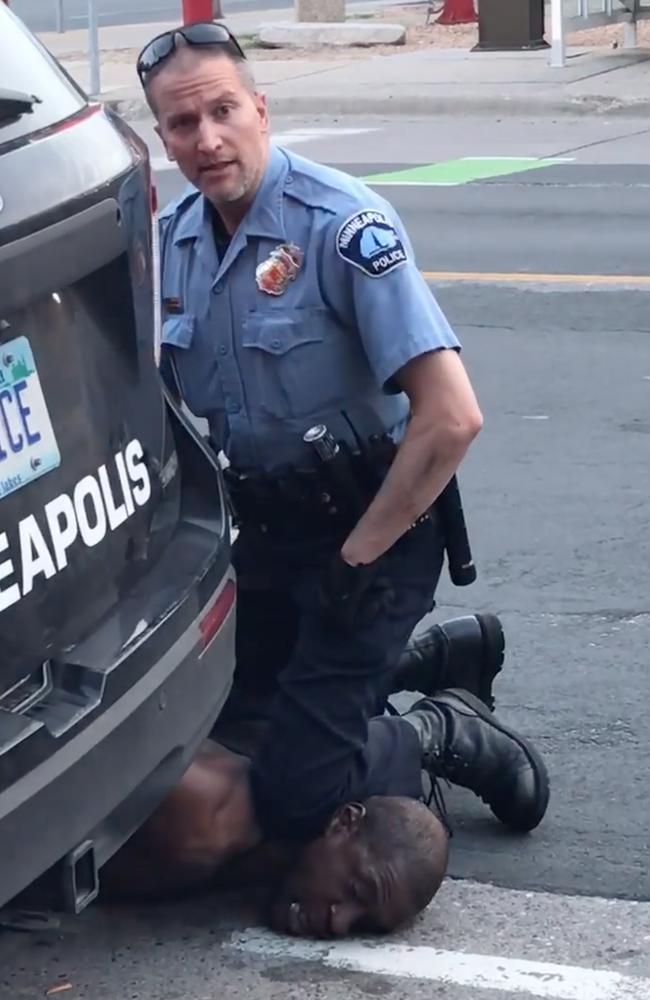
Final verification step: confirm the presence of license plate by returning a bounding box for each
[0,336,61,500]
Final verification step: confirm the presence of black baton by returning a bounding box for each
[436,475,477,586]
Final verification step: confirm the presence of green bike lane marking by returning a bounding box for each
[362,156,575,186]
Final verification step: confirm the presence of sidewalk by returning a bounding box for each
[39,9,650,119]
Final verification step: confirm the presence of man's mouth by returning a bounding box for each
[280,900,340,939]
[200,161,235,177]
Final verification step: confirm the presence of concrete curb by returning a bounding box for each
[104,92,650,122]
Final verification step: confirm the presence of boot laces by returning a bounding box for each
[430,746,500,810]
[425,770,454,838]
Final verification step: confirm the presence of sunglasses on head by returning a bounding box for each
[136,22,247,85]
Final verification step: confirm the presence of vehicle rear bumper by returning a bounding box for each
[0,572,236,911]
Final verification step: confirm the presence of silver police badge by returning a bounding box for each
[256,243,304,296]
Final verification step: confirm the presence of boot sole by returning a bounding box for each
[442,688,550,833]
[475,613,505,712]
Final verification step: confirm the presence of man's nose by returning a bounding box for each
[196,118,224,154]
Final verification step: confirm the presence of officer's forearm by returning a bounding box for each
[341,415,478,565]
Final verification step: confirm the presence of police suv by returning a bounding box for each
[0,6,235,913]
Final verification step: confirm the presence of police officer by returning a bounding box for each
[136,24,549,843]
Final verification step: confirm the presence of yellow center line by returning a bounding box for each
[421,270,650,286]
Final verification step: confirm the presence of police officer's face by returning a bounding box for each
[151,49,269,211]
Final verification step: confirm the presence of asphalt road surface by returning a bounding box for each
[2,115,650,999]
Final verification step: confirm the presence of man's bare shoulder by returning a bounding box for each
[151,738,251,835]
[100,738,257,900]
[194,738,251,772]
[185,739,253,815]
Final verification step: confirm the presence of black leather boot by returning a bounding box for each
[394,614,505,710]
[402,688,549,832]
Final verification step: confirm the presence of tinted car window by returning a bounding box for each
[0,6,86,145]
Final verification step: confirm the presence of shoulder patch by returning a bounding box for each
[336,210,407,278]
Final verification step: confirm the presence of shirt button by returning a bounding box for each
[271,338,282,350]
[286,174,294,186]
[219,345,228,356]
[213,282,224,294]
[227,401,241,414]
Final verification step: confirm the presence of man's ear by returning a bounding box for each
[326,803,366,840]
[255,91,270,133]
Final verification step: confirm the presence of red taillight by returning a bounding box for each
[51,103,102,134]
[147,168,162,367]
[199,579,236,654]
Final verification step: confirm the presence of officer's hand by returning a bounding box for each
[319,553,391,629]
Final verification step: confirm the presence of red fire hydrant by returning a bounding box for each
[436,0,478,25]
[182,0,216,24]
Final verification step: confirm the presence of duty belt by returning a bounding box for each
[223,463,435,539]
[223,466,352,534]
[223,423,476,584]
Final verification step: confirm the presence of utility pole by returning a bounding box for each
[88,0,100,96]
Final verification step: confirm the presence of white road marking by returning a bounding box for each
[364,180,460,186]
[227,930,650,1000]
[151,127,378,173]
[273,127,379,146]
[461,156,575,163]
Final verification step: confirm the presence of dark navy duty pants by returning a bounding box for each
[220,512,445,842]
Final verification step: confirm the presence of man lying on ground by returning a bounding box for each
[101,682,548,939]
[100,613,487,928]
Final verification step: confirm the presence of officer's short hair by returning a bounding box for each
[143,41,257,115]
[360,797,449,917]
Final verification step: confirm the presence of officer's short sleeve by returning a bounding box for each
[326,202,461,393]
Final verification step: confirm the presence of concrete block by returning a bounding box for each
[295,0,345,21]
[258,21,407,48]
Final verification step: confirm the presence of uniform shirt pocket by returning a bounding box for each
[241,308,328,419]
[161,313,223,418]
[162,313,195,350]
[161,313,195,401]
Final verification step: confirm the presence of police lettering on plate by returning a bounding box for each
[336,210,408,279]
[0,336,61,499]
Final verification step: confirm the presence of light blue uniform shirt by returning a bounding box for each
[159,145,461,475]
